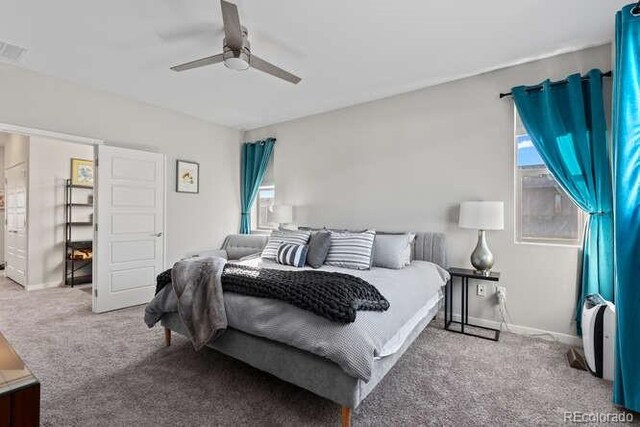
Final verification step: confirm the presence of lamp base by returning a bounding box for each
[474,269,491,277]
[470,230,494,274]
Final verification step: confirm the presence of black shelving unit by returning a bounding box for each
[64,180,94,287]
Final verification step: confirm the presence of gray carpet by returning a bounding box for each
[0,278,627,426]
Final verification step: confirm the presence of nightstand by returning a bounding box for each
[444,267,501,341]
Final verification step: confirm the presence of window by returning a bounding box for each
[515,111,585,245]
[256,185,276,230]
[253,154,276,230]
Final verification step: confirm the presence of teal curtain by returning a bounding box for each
[240,138,275,234]
[612,4,640,413]
[512,70,613,333]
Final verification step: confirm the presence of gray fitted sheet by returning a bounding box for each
[221,258,448,381]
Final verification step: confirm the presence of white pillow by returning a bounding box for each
[261,230,311,260]
[324,230,376,270]
[373,233,415,269]
[403,233,416,266]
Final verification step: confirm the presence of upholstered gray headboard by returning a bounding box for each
[219,231,446,268]
[221,234,269,260]
[411,232,447,268]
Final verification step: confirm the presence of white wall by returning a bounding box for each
[27,136,93,287]
[4,133,28,169]
[245,44,612,338]
[0,63,242,265]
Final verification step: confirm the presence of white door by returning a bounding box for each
[5,164,28,286]
[93,146,165,313]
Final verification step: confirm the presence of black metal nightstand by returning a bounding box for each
[444,267,501,341]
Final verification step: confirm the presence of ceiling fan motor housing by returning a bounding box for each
[223,26,250,70]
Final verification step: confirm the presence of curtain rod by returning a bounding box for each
[499,70,612,99]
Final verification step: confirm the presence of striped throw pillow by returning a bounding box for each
[261,230,312,260]
[276,243,309,268]
[324,230,376,270]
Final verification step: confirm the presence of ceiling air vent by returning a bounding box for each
[0,41,27,62]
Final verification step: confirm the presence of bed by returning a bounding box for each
[157,232,447,426]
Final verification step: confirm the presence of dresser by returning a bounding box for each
[0,332,40,426]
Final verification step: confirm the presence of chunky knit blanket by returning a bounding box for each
[156,263,389,323]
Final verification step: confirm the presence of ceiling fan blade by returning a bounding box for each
[221,0,243,49]
[250,55,301,84]
[171,53,224,71]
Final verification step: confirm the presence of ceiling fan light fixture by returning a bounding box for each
[223,50,250,71]
[224,56,249,71]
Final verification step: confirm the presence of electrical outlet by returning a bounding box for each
[476,284,486,297]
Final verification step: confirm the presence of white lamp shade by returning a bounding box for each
[269,205,293,224]
[459,201,504,230]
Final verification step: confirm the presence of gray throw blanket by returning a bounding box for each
[144,257,227,350]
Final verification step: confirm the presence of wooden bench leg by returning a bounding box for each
[164,328,171,347]
[341,406,351,427]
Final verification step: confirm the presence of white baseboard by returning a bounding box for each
[443,311,582,347]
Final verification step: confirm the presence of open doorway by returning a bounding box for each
[0,123,167,314]
[0,129,98,295]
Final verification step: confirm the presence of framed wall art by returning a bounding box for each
[176,160,199,194]
[70,158,94,188]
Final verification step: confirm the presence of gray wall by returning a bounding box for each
[0,63,242,265]
[245,44,612,338]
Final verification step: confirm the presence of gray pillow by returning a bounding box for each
[306,231,331,268]
[298,225,324,231]
[373,233,415,269]
[326,227,367,233]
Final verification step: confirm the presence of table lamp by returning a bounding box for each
[269,204,294,229]
[459,201,504,275]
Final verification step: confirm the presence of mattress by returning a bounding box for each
[219,257,449,381]
[377,291,442,358]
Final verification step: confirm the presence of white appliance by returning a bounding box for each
[582,294,616,381]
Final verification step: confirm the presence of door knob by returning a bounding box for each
[152,232,163,237]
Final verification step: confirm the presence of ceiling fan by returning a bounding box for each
[170,0,301,84]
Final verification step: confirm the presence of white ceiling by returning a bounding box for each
[0,0,627,130]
